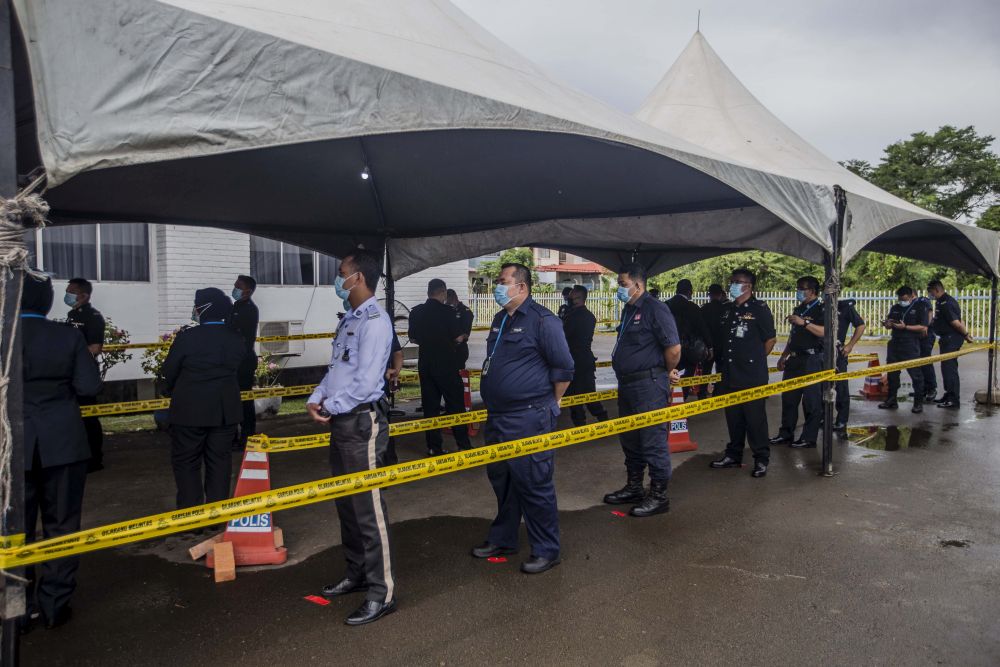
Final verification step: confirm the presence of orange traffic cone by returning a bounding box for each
[206,451,287,569]
[667,384,697,453]
[859,355,889,400]
[461,369,480,437]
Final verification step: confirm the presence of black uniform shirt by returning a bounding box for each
[67,302,105,346]
[481,297,574,413]
[611,292,680,377]
[786,298,824,353]
[836,299,865,345]
[886,299,929,341]
[409,298,462,371]
[932,293,962,337]
[562,304,598,368]
[719,296,776,389]
[453,303,474,365]
[229,298,259,351]
[700,299,730,351]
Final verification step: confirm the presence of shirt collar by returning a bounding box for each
[347,295,378,319]
[632,291,651,309]
[511,295,534,316]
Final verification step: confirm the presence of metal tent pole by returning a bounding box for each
[821,186,847,477]
[988,275,998,405]
[1,0,27,661]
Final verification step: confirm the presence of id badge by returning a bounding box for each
[482,358,491,376]
[736,323,747,339]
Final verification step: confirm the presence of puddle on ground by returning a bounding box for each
[846,425,933,451]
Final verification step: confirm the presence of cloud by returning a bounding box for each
[453,0,1000,163]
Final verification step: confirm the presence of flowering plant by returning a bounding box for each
[254,350,282,387]
[140,328,186,380]
[100,318,132,380]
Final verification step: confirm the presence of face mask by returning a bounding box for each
[898,299,910,307]
[796,289,807,302]
[64,293,78,308]
[334,272,359,300]
[729,282,745,300]
[494,283,515,307]
[342,298,352,312]
[192,302,210,323]
[616,286,634,304]
[232,288,243,301]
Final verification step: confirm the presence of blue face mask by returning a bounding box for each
[729,282,745,300]
[616,286,633,304]
[232,288,243,301]
[64,293,78,308]
[334,272,359,300]
[494,283,514,307]
[898,299,910,308]
[796,289,807,302]
[342,298,352,312]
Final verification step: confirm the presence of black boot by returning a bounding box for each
[629,481,670,517]
[603,469,645,505]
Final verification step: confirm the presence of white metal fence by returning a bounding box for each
[468,290,998,339]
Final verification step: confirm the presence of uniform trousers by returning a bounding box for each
[616,371,671,483]
[919,334,937,396]
[329,402,396,603]
[835,351,851,425]
[777,353,824,443]
[24,455,88,623]
[237,355,257,445]
[418,364,471,452]
[567,359,608,426]
[77,395,103,467]
[485,404,560,560]
[937,334,964,400]
[886,338,923,401]
[720,381,770,465]
[169,424,235,509]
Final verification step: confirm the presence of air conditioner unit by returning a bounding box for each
[258,320,305,357]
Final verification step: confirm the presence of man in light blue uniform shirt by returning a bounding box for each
[307,248,396,627]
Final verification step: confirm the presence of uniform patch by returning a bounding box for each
[368,312,380,320]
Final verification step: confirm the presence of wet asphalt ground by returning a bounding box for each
[19,339,1000,666]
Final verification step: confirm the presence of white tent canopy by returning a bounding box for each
[635,31,1000,276]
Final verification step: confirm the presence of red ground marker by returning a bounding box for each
[611,511,627,517]
[487,556,508,563]
[304,595,330,606]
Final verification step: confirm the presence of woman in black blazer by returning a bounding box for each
[162,288,247,509]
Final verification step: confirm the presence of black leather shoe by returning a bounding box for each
[877,400,898,410]
[937,400,960,409]
[520,555,561,574]
[768,435,792,445]
[924,392,938,402]
[751,462,767,478]
[911,402,923,414]
[603,471,645,505]
[471,542,518,559]
[832,421,847,430]
[709,456,741,469]
[427,448,446,457]
[345,599,397,626]
[321,578,369,598]
[934,394,951,404]
[790,439,816,449]
[629,481,670,517]
[44,606,72,630]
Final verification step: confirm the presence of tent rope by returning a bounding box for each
[0,193,49,518]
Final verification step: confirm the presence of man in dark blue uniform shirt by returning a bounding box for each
[700,284,729,378]
[878,286,929,413]
[228,274,259,450]
[833,299,866,429]
[605,262,681,517]
[65,277,106,472]
[710,269,776,478]
[770,276,825,449]
[562,285,610,426]
[915,294,938,402]
[927,280,975,409]
[471,263,574,575]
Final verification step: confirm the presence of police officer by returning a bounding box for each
[915,293,938,402]
[446,288,474,368]
[228,274,259,450]
[878,286,929,413]
[471,262,574,575]
[667,279,711,397]
[557,286,573,319]
[409,278,471,455]
[927,280,975,409]
[23,273,102,629]
[162,288,246,509]
[833,298,866,429]
[562,285,610,426]
[709,268,776,478]
[65,277,106,471]
[309,249,396,625]
[604,263,681,517]
[770,276,825,448]
[699,284,729,376]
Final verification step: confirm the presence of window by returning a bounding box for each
[538,248,550,259]
[250,236,339,286]
[24,230,37,268]
[30,223,149,281]
[558,251,567,263]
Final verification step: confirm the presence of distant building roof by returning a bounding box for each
[535,262,606,274]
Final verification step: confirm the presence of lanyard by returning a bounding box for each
[20,313,45,319]
[489,313,509,359]
[898,301,915,322]
[612,305,635,357]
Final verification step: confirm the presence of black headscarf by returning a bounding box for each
[22,272,54,316]
[194,287,232,323]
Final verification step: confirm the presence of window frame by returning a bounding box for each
[28,223,152,283]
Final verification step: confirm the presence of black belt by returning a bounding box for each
[333,399,386,418]
[789,349,822,356]
[616,367,666,385]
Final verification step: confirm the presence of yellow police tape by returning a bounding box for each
[0,369,834,569]
[103,331,340,352]
[79,384,320,418]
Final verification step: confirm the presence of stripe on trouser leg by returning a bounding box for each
[367,411,394,603]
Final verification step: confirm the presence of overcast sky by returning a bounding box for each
[453,0,1000,164]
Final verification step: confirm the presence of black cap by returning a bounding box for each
[708,284,724,295]
[194,287,232,322]
[22,271,54,315]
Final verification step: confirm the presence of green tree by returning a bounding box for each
[473,247,554,291]
[977,204,1000,232]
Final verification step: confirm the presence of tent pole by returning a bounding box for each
[1,0,27,660]
[988,275,998,404]
[821,187,847,477]
[384,242,395,322]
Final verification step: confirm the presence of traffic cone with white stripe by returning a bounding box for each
[461,369,480,437]
[206,451,287,568]
[667,384,697,453]
[859,355,889,401]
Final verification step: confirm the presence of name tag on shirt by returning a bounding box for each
[736,323,748,338]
